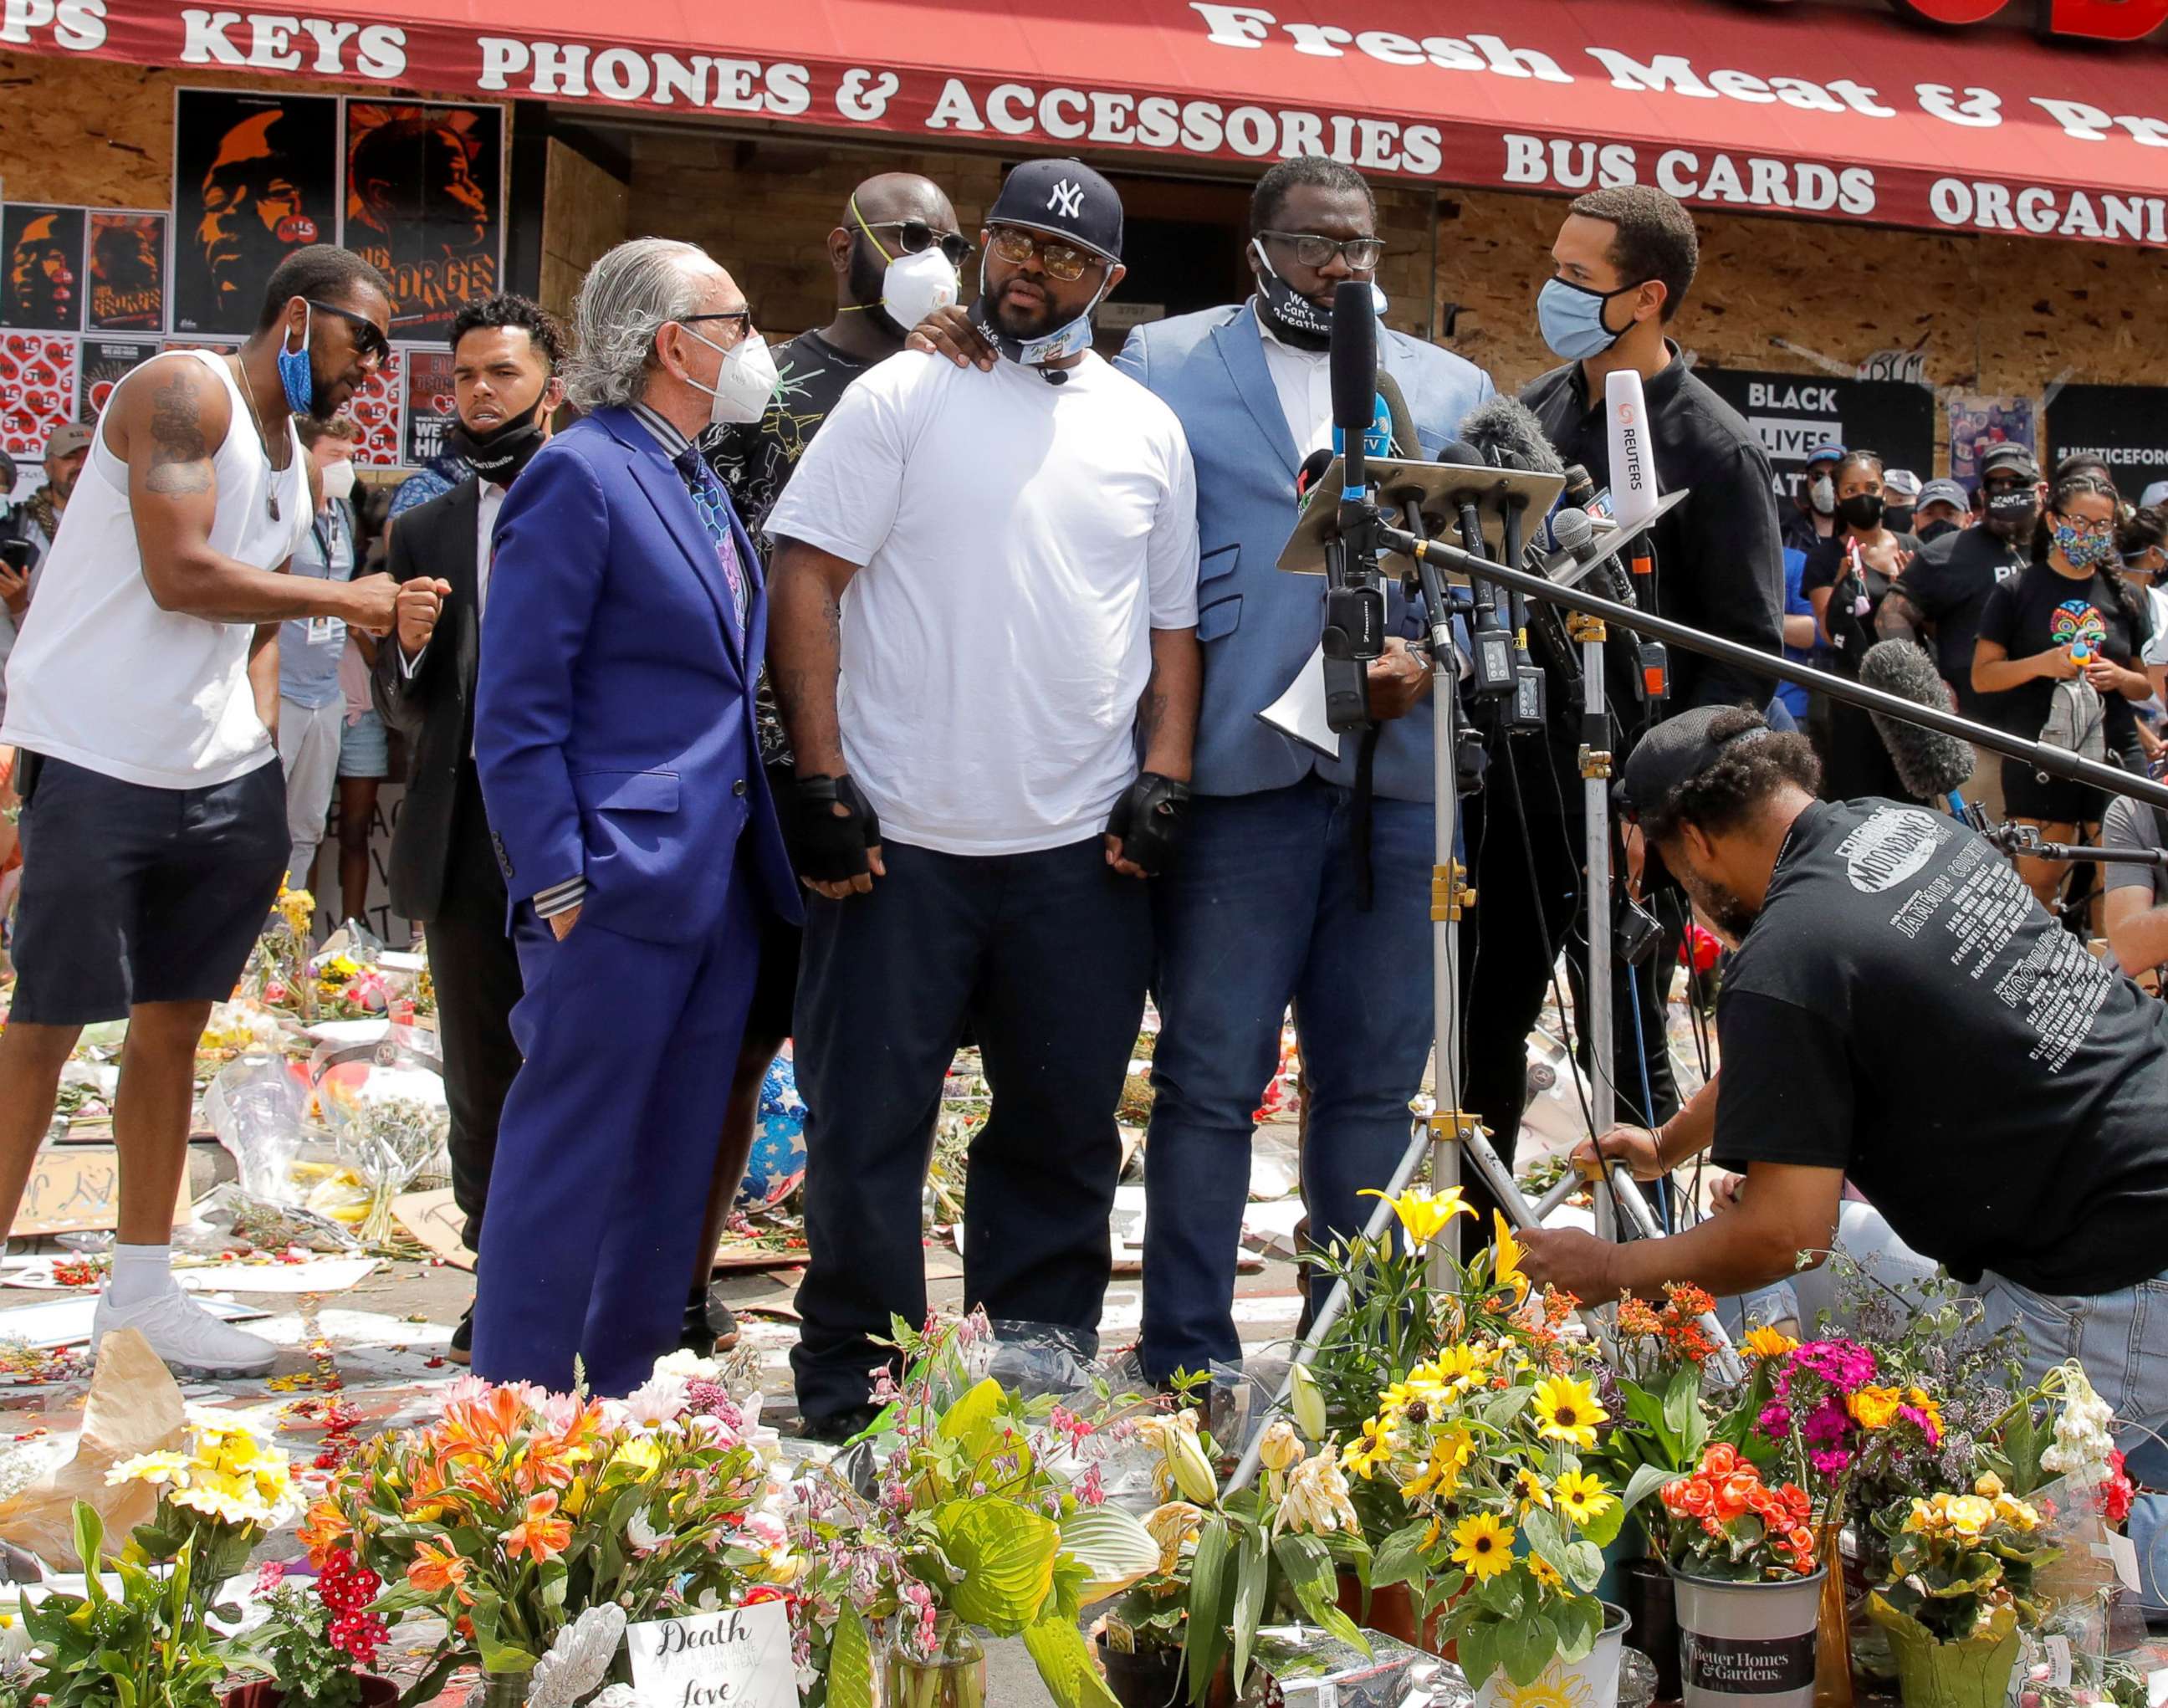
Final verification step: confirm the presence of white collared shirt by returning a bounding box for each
[1253,300,1334,461]
[474,479,504,621]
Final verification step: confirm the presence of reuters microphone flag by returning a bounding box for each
[1605,368,1659,532]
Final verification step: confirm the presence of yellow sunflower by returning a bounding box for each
[1743,1325,1798,1359]
[1340,1416,1398,1481]
[1554,1468,1615,1528]
[1529,1553,1565,1590]
[1450,1512,1516,1581]
[1402,1428,1475,1501]
[1531,1375,1608,1450]
[1516,1469,1553,1513]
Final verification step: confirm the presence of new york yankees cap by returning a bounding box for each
[987,158,1123,263]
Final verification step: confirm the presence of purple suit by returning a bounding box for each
[472,405,796,1393]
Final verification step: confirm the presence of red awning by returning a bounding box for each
[22,0,2168,244]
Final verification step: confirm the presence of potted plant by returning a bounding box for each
[27,1409,299,1708]
[1865,1481,2061,1708]
[1645,1443,1822,1708]
[227,1558,397,1708]
[314,1352,784,1706]
[790,1313,1161,1708]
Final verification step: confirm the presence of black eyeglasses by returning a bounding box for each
[863,220,974,268]
[1259,231,1386,272]
[679,309,755,345]
[305,299,389,366]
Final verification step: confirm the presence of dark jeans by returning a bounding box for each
[1457,749,1680,1223]
[790,836,1151,1425]
[1141,779,1437,1382]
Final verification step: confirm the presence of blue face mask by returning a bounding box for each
[276,304,319,417]
[1537,275,1643,362]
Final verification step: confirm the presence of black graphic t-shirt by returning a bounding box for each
[1976,561,2146,758]
[1710,799,2168,1294]
[1894,525,2029,721]
[703,330,877,769]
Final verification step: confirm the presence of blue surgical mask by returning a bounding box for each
[1537,275,1642,362]
[276,304,318,416]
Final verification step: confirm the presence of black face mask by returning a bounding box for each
[447,409,549,487]
[1884,505,1915,534]
[1985,488,2040,540]
[1838,493,1885,532]
[1915,519,1960,544]
[1250,241,1333,351]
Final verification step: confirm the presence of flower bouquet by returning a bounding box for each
[313,1353,780,1702]
[315,1071,448,1245]
[26,1409,298,1708]
[230,1557,395,1708]
[790,1314,1162,1708]
[1865,1478,2061,1708]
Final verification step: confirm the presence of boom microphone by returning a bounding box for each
[1859,639,1976,804]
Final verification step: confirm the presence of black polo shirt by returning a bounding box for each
[1521,347,1785,719]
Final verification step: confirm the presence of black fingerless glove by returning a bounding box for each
[794,774,882,883]
[1107,772,1191,877]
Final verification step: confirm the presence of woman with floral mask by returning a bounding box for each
[1974,473,2154,907]
[1801,451,1922,800]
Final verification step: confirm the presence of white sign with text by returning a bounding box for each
[625,1602,795,1708]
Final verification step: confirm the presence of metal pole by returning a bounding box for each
[1379,529,2168,816]
[1426,576,1465,1276]
[1578,618,1617,1245]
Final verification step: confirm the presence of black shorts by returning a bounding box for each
[2002,748,2140,826]
[12,755,288,1025]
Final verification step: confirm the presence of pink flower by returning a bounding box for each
[1802,1399,1853,1448]
[1808,1448,1853,1476]
[1757,1401,1793,1437]
[1785,1340,1876,1394]
[1898,1405,1942,1447]
[1078,1464,1105,1508]
[253,1560,291,1595]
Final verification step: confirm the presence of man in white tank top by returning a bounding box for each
[0,247,400,1379]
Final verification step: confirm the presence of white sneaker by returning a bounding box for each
[91,1289,279,1378]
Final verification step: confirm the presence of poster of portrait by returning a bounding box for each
[342,102,504,341]
[342,347,404,467]
[1948,393,2038,491]
[171,90,339,337]
[0,333,79,458]
[401,349,458,466]
[1,206,84,332]
[77,339,159,424]
[87,212,166,332]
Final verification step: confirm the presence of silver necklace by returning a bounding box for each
[228,355,285,524]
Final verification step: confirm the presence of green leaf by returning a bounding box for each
[1369,1521,1432,1592]
[1618,1380,1679,1460]
[1457,1619,1501,1689]
[1577,1491,1629,1549]
[1059,1504,1161,1606]
[1021,1614,1122,1708]
[826,1604,877,1708]
[938,1378,1006,1455]
[1482,1385,1534,1429]
[1552,1592,1604,1663]
[1183,1519,1232,1705]
[1229,1528,1267,1690]
[1501,1610,1559,1687]
[934,1496,1062,1634]
[1619,1461,1676,1514]
[1564,1541,1605,1593]
[1521,1506,1567,1567]
[1663,1368,1706,1458]
[1273,1534,1369,1655]
[70,1501,105,1588]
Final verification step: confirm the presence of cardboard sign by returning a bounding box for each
[625,1602,795,1708]
[10,1146,191,1237]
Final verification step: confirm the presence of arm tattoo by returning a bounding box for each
[144,371,213,496]
[1875,586,1920,642]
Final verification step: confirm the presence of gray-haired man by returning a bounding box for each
[465,238,800,1394]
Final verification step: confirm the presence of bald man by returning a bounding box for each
[688,171,968,1356]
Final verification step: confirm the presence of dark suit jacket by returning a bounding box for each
[372,477,487,924]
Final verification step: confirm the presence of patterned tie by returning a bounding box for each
[672,443,749,633]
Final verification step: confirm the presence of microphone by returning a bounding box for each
[1296,447,1333,504]
[1859,639,1975,806]
[1604,369,1659,530]
[1460,395,1564,477]
[1373,370,1421,460]
[1329,280,1378,498]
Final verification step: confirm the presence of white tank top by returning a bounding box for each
[0,350,309,789]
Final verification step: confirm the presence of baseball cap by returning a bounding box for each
[985,158,1123,263]
[2140,479,2168,510]
[43,423,92,459]
[1979,442,2040,480]
[1803,443,1846,468]
[1884,468,1922,502]
[1617,707,1777,891]
[1919,478,1969,512]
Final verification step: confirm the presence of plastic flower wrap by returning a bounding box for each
[315,1058,449,1243]
[319,1355,775,1701]
[1868,1472,2062,1644]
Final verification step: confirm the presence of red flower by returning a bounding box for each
[1701,1443,1740,1477]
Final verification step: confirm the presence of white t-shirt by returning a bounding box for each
[768,349,1200,857]
[1254,302,1334,458]
[1,350,307,788]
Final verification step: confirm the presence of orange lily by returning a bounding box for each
[441,1388,527,1462]
[504,1491,572,1562]
[297,1500,350,1568]
[407,1537,473,1602]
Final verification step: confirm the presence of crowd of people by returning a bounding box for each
[0,156,2164,1475]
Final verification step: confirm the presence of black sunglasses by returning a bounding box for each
[305,299,390,365]
[863,219,974,268]
[680,309,755,342]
